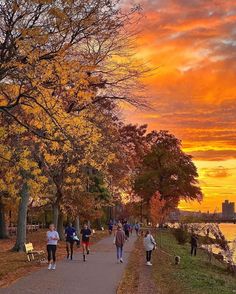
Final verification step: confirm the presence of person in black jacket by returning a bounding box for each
[65,223,76,260]
[190,233,198,256]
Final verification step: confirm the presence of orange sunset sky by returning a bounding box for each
[124,0,236,212]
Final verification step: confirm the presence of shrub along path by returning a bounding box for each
[0,235,136,294]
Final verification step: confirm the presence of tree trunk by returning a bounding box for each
[140,200,143,223]
[52,203,59,229]
[13,182,29,251]
[0,197,9,239]
[75,215,80,234]
[44,210,48,228]
[9,210,12,227]
[96,218,101,230]
[57,211,64,240]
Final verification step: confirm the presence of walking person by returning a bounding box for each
[65,222,76,260]
[134,222,140,236]
[190,233,198,256]
[80,223,92,262]
[46,223,59,270]
[108,221,113,235]
[114,223,126,263]
[123,221,130,240]
[144,230,156,266]
[129,223,133,236]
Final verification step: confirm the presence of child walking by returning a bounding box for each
[144,230,156,266]
[114,223,126,263]
[46,223,59,270]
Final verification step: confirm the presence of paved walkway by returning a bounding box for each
[0,235,136,294]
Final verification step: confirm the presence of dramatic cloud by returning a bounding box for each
[124,0,236,211]
[189,150,236,161]
[202,166,232,178]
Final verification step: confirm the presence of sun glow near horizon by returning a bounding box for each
[125,0,236,212]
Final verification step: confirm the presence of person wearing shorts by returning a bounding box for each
[80,224,92,262]
[65,223,76,260]
[46,224,59,270]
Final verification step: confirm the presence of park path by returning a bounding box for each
[0,235,136,294]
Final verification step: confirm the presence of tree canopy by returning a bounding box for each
[134,131,203,218]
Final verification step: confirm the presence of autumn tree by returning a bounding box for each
[62,168,111,226]
[106,124,148,197]
[0,0,145,139]
[27,99,126,238]
[134,131,203,221]
[0,0,148,248]
[0,125,15,238]
[0,120,49,249]
[150,192,175,225]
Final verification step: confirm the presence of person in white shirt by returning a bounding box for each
[46,224,59,270]
[144,230,156,266]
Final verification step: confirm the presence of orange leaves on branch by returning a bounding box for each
[150,192,168,225]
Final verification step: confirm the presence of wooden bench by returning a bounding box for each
[24,243,45,262]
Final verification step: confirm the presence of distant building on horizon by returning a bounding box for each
[222,200,235,219]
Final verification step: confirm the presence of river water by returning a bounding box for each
[219,223,236,242]
[219,223,236,263]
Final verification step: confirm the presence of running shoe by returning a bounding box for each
[52,263,56,270]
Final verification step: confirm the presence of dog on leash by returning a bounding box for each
[175,256,181,265]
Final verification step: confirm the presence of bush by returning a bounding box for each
[173,224,189,244]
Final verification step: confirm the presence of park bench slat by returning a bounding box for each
[24,242,45,262]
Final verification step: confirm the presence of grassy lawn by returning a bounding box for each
[0,229,106,288]
[153,229,236,294]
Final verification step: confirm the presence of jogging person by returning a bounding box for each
[65,222,76,260]
[46,223,59,270]
[114,223,126,263]
[80,223,92,262]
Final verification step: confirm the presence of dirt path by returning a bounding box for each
[0,235,136,294]
[117,235,160,294]
[136,244,159,294]
[136,258,158,294]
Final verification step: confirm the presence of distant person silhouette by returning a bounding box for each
[190,233,198,256]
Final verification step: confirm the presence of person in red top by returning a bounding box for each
[114,223,126,263]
